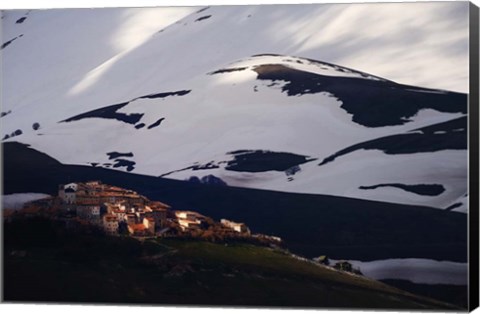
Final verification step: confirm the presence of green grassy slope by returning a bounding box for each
[3,218,460,310]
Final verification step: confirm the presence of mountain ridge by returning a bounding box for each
[1,7,468,212]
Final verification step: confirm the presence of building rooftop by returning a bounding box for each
[149,201,171,209]
[151,206,168,212]
[130,224,146,231]
[179,219,201,225]
[175,210,204,217]
[221,219,246,226]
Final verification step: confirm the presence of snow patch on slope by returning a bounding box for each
[2,193,51,210]
[332,258,467,285]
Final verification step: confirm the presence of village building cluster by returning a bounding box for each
[57,181,170,237]
[54,181,258,240]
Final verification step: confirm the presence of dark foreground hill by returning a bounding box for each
[3,142,467,262]
[3,217,460,309]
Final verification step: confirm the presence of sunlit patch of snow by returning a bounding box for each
[223,55,383,81]
[111,8,196,52]
[69,54,124,95]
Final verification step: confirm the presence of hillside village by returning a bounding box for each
[5,181,281,244]
[3,181,366,277]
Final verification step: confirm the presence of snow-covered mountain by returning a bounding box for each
[1,6,468,212]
